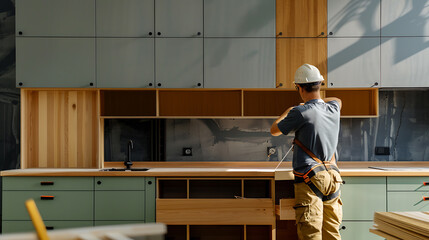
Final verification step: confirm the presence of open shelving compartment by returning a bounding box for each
[157,178,276,240]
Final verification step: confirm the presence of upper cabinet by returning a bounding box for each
[155,0,203,37]
[381,37,429,87]
[16,0,95,37]
[327,0,381,37]
[204,0,276,37]
[204,38,275,88]
[16,38,95,88]
[381,0,429,37]
[276,0,327,37]
[97,38,155,88]
[156,38,203,88]
[328,38,380,88]
[96,0,154,37]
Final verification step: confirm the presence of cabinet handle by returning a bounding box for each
[89,82,94,87]
[157,83,162,87]
[149,32,153,36]
[342,180,346,184]
[40,195,55,200]
[18,82,23,86]
[148,181,153,185]
[197,83,202,87]
[423,182,429,186]
[40,181,54,186]
[157,32,161,36]
[97,181,102,185]
[340,226,346,230]
[278,32,283,36]
[197,32,201,36]
[149,83,153,87]
[423,197,429,201]
[46,226,54,230]
[276,83,283,88]
[321,32,325,36]
[329,32,333,35]
[18,31,23,35]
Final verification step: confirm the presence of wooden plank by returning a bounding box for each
[276,0,327,37]
[279,198,295,220]
[370,228,402,240]
[276,38,327,89]
[156,199,274,225]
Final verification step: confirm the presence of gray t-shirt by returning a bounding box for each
[277,99,340,174]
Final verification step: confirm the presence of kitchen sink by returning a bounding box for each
[101,168,149,172]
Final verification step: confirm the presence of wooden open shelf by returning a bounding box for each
[325,88,379,117]
[21,89,99,168]
[243,90,301,117]
[100,89,156,117]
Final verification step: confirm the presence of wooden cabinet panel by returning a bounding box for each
[276,0,327,37]
[16,38,95,88]
[381,37,429,87]
[327,0,380,37]
[204,0,275,37]
[324,89,378,117]
[205,38,275,88]
[156,38,203,88]
[328,38,380,88]
[158,90,242,117]
[155,0,203,37]
[276,38,327,89]
[381,0,429,37]
[243,90,301,117]
[16,0,95,37]
[96,0,154,37]
[21,90,98,168]
[97,38,154,88]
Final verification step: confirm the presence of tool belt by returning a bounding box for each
[293,139,342,201]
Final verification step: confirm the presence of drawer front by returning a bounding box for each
[95,177,146,191]
[3,177,94,191]
[339,221,383,240]
[387,177,429,191]
[341,177,386,220]
[94,220,144,226]
[3,191,94,220]
[388,192,429,211]
[95,191,145,221]
[2,220,93,233]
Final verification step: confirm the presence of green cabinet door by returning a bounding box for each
[388,192,429,212]
[341,177,386,221]
[95,191,146,221]
[3,177,93,191]
[2,221,93,233]
[340,221,383,240]
[387,176,429,191]
[2,191,94,221]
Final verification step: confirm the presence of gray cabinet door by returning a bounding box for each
[16,38,95,88]
[204,38,275,88]
[381,0,429,37]
[155,38,203,88]
[155,0,203,37]
[340,221,383,240]
[328,38,380,88]
[204,0,275,37]
[381,37,429,87]
[327,0,380,37]
[97,38,154,88]
[16,0,95,37]
[96,0,154,37]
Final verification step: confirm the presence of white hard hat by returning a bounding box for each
[294,64,324,84]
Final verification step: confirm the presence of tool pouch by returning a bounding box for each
[310,169,342,196]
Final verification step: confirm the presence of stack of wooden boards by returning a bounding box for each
[371,211,429,239]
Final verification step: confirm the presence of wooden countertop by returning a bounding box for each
[2,162,429,179]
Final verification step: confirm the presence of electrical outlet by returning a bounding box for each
[375,146,390,155]
[267,147,276,155]
[183,147,192,156]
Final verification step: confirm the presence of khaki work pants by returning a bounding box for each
[294,170,343,240]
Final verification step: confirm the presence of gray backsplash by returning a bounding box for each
[165,90,429,162]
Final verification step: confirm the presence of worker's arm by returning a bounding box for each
[270,106,294,136]
[323,97,342,109]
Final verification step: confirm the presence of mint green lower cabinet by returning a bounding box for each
[388,192,429,211]
[3,191,94,221]
[95,191,145,221]
[339,221,382,240]
[387,177,429,191]
[94,221,143,226]
[2,221,93,233]
[341,177,386,220]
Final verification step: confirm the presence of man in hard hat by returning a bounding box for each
[271,63,343,240]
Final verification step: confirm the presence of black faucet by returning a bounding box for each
[125,140,134,170]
